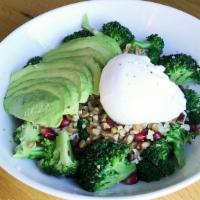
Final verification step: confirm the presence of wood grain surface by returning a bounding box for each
[0,0,200,200]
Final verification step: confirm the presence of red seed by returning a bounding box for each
[41,127,57,140]
[59,116,71,128]
[123,173,139,185]
[134,129,147,142]
[71,137,81,158]
[106,117,115,129]
[153,132,162,140]
[72,137,79,148]
[176,113,185,122]
[190,124,198,132]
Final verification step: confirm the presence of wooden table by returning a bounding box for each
[0,0,200,199]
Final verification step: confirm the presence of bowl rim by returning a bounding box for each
[1,0,200,199]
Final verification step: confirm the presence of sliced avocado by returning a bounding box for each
[7,80,79,115]
[66,56,101,95]
[40,59,93,95]
[43,35,121,66]
[9,65,89,103]
[43,47,105,66]
[44,56,101,95]
[4,90,63,127]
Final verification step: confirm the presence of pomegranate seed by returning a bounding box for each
[176,113,185,122]
[71,136,81,158]
[41,127,57,140]
[134,129,147,142]
[59,116,71,128]
[72,136,79,149]
[153,132,162,140]
[106,117,115,129]
[189,124,198,132]
[123,173,139,185]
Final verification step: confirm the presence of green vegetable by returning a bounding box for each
[81,14,95,35]
[102,21,134,49]
[24,56,42,67]
[38,130,78,176]
[77,139,136,192]
[77,118,89,140]
[144,139,172,166]
[63,30,93,43]
[27,56,43,65]
[102,21,164,63]
[166,123,193,168]
[159,54,200,85]
[137,139,175,182]
[132,34,164,64]
[137,158,175,182]
[183,89,200,124]
[13,122,43,159]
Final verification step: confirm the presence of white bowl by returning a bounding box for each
[0,0,200,199]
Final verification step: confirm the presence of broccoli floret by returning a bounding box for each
[13,122,43,159]
[183,89,200,124]
[77,118,89,140]
[62,30,93,43]
[24,56,43,67]
[166,123,193,168]
[137,139,175,182]
[38,130,78,176]
[137,158,175,182]
[144,139,172,165]
[102,21,134,49]
[159,54,200,85]
[133,34,164,64]
[102,21,164,62]
[77,139,136,192]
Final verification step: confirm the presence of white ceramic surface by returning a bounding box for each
[0,0,200,199]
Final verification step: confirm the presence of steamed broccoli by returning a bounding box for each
[102,21,134,49]
[132,34,164,64]
[102,21,164,63]
[24,56,43,67]
[62,30,93,43]
[137,139,175,182]
[166,123,193,168]
[77,118,89,140]
[38,130,78,176]
[138,123,194,181]
[137,158,175,182]
[159,54,200,85]
[183,89,200,124]
[77,139,136,192]
[13,123,43,159]
[144,139,172,166]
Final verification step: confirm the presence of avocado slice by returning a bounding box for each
[4,90,64,127]
[7,79,79,115]
[9,65,89,103]
[43,47,105,66]
[43,35,121,66]
[44,56,101,95]
[39,59,93,95]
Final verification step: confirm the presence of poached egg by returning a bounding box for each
[100,54,186,124]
